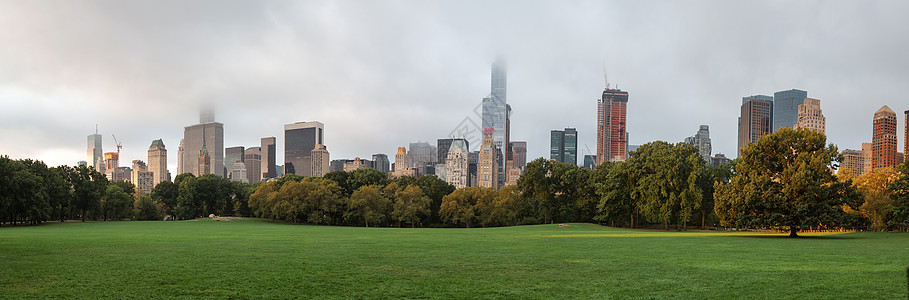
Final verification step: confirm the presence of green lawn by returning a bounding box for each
[1,219,907,299]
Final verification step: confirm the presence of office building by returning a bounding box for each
[445,140,469,189]
[510,141,527,169]
[285,121,323,176]
[198,146,211,175]
[684,125,712,162]
[245,147,261,183]
[438,138,469,166]
[597,87,629,164]
[329,160,347,172]
[506,168,522,186]
[840,149,863,178]
[225,146,245,180]
[772,89,808,132]
[872,105,898,169]
[130,160,154,194]
[372,154,390,173]
[182,111,224,177]
[483,58,510,188]
[550,128,578,165]
[409,142,436,169]
[793,98,826,134]
[478,135,499,189]
[77,161,87,167]
[311,144,330,177]
[394,147,408,173]
[435,164,447,182]
[147,139,167,187]
[468,151,479,187]
[738,95,774,155]
[87,132,103,173]
[261,137,276,180]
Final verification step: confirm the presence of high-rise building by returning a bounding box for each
[510,141,527,170]
[176,139,184,175]
[372,154,389,173]
[182,111,224,177]
[505,168,522,186]
[225,146,245,180]
[245,147,261,183]
[483,58,509,188]
[840,149,863,178]
[738,95,774,155]
[130,160,154,194]
[230,162,248,183]
[597,87,629,164]
[583,155,597,170]
[862,143,872,175]
[311,144,330,177]
[394,147,408,173]
[285,121,323,176]
[261,137,276,180]
[684,125,712,162]
[550,128,578,165]
[872,105,898,169]
[198,146,211,175]
[772,89,808,132]
[793,98,825,134]
[478,135,499,189]
[87,132,103,173]
[147,139,167,187]
[104,152,119,172]
[446,140,469,189]
[408,142,435,169]
[437,138,469,166]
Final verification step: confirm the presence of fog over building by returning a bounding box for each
[181,111,224,177]
[284,121,323,176]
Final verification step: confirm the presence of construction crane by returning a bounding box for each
[585,144,593,157]
[112,134,122,154]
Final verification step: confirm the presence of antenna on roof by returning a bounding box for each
[602,61,609,89]
[95,124,98,135]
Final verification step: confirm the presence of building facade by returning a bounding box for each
[583,155,597,170]
[408,142,436,169]
[261,137,277,180]
[343,157,369,172]
[372,154,390,173]
[840,149,863,178]
[862,143,872,175]
[176,139,184,175]
[684,125,712,162]
[393,147,408,174]
[872,105,898,169]
[182,111,224,177]
[87,132,103,173]
[245,147,262,183]
[510,141,527,170]
[230,162,248,183]
[130,160,154,194]
[445,140,469,189]
[478,135,499,189]
[738,95,774,155]
[597,88,629,164]
[772,89,808,132]
[550,128,578,165]
[225,146,245,180]
[147,139,167,187]
[285,121,323,176]
[311,144,330,177]
[793,98,825,134]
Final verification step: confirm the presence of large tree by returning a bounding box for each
[102,185,133,221]
[714,128,861,237]
[390,185,432,228]
[69,165,107,222]
[346,185,392,227]
[887,161,909,230]
[853,166,898,231]
[151,180,179,218]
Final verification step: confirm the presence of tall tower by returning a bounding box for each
[772,89,807,132]
[261,137,276,179]
[478,134,499,189]
[147,139,168,187]
[284,121,324,176]
[793,98,825,134]
[394,147,408,173]
[684,125,712,161]
[483,57,508,187]
[245,147,261,183]
[872,105,898,169]
[550,129,564,162]
[87,128,104,173]
[445,140,469,189]
[597,88,629,164]
[311,144,330,177]
[182,110,224,177]
[738,95,773,155]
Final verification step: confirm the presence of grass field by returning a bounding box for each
[1,219,907,299]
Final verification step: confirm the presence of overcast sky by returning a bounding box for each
[1,0,907,176]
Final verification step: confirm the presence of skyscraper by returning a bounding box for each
[87,131,103,173]
[550,128,578,165]
[738,95,773,155]
[478,134,499,189]
[408,142,435,169]
[245,147,261,183]
[445,140,469,189]
[483,57,509,187]
[147,139,167,187]
[393,147,409,174]
[684,125,711,162]
[311,144,329,177]
[284,121,323,176]
[793,98,825,134]
[437,139,453,163]
[261,137,276,180]
[225,146,245,180]
[772,89,808,132]
[510,141,527,170]
[872,105,898,169]
[182,111,224,177]
[372,154,390,173]
[176,139,184,175]
[597,87,629,164]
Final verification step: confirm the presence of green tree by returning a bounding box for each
[111,180,136,200]
[102,185,133,220]
[492,185,524,226]
[195,174,230,216]
[175,175,200,220]
[626,141,706,230]
[853,166,898,231]
[887,161,909,230]
[69,165,107,222]
[390,185,432,228]
[714,128,862,237]
[133,195,160,220]
[346,185,392,227]
[440,187,484,228]
[593,161,637,227]
[151,181,179,218]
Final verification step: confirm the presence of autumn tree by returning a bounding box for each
[887,161,909,230]
[346,185,391,227]
[440,187,483,228]
[390,185,432,228]
[714,128,861,237]
[853,167,898,231]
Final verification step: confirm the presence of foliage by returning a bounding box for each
[888,161,909,229]
[714,128,861,237]
[102,185,133,221]
[852,166,897,231]
[389,185,431,228]
[346,185,392,227]
[133,195,160,221]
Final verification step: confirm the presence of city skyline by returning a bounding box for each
[1,1,908,177]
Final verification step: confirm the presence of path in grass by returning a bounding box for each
[1,219,907,299]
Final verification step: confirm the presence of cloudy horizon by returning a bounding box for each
[1,0,907,176]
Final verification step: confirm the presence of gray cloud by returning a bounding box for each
[1,0,907,174]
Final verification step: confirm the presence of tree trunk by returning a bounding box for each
[701,211,705,229]
[789,226,799,238]
[81,210,86,222]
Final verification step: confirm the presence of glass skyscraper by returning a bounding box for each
[284,121,323,176]
[550,128,578,165]
[772,89,807,132]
